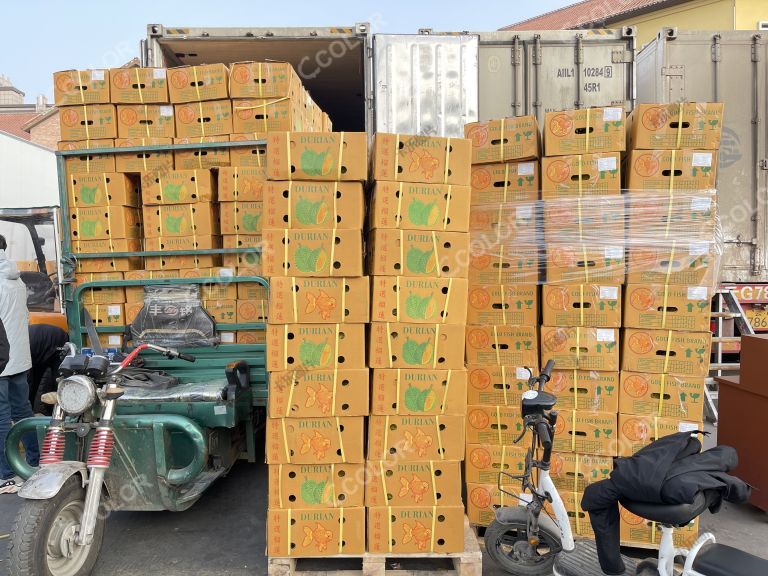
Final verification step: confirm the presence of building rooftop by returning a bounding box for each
[0,111,40,140]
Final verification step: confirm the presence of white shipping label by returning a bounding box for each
[516,367,530,380]
[153,68,167,79]
[214,405,227,415]
[219,268,234,277]
[159,105,174,117]
[596,329,615,342]
[91,69,105,81]
[605,246,623,260]
[597,156,617,172]
[517,205,533,219]
[599,286,619,300]
[688,287,709,300]
[603,107,623,121]
[107,305,121,316]
[517,162,535,176]
[108,335,122,345]
[679,421,699,433]
[691,197,712,212]
[689,242,709,256]
[220,332,235,343]
[691,153,713,167]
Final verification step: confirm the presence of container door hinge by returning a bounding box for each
[759,159,768,170]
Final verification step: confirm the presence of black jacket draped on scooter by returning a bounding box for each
[580,432,750,574]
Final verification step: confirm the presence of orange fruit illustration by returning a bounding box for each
[550,453,565,476]
[469,368,492,390]
[622,417,649,442]
[467,328,490,349]
[633,154,660,178]
[469,288,491,310]
[554,414,567,436]
[471,168,492,190]
[467,408,490,430]
[170,70,189,90]
[60,108,80,127]
[628,332,654,355]
[235,100,254,120]
[543,328,568,353]
[470,487,492,509]
[465,124,489,148]
[630,287,655,311]
[623,375,649,398]
[469,447,492,469]
[549,114,574,137]
[55,73,76,94]
[546,159,571,184]
[547,371,568,393]
[231,65,251,85]
[546,287,569,311]
[469,211,493,230]
[112,70,131,89]
[549,247,575,268]
[620,507,645,526]
[641,106,668,131]
[239,301,258,320]
[119,107,138,126]
[470,254,491,270]
[176,105,196,124]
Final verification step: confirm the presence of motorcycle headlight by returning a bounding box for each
[57,375,97,415]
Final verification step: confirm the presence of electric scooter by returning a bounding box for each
[485,360,768,576]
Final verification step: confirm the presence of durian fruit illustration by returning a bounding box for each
[299,339,333,368]
[296,196,330,226]
[402,337,434,366]
[164,214,189,234]
[300,478,334,505]
[79,220,103,238]
[404,385,438,412]
[242,212,261,232]
[407,199,440,227]
[162,182,186,202]
[405,292,436,320]
[300,148,334,176]
[79,185,103,205]
[405,247,436,275]
[295,245,328,273]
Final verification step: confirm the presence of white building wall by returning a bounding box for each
[0,131,58,208]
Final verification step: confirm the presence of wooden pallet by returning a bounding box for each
[268,516,482,576]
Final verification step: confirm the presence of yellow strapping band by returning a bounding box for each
[574,491,581,535]
[285,370,296,418]
[429,461,438,504]
[495,406,503,446]
[585,108,591,152]
[287,508,292,556]
[278,464,283,508]
[140,138,149,171]
[330,368,338,417]
[258,62,264,98]
[663,330,673,374]
[82,105,90,140]
[285,131,292,179]
[291,276,298,323]
[441,369,452,414]
[499,118,505,161]
[501,445,507,475]
[661,284,670,329]
[501,365,508,406]
[443,185,452,230]
[197,101,206,137]
[330,463,337,506]
[395,276,401,321]
[329,229,337,276]
[664,191,675,240]
[654,415,659,443]
[579,284,585,327]
[379,460,387,502]
[386,322,393,368]
[500,284,507,325]
[573,369,579,409]
[574,453,580,494]
[333,182,339,227]
[396,368,401,411]
[387,506,393,553]
[432,231,441,278]
[281,417,290,462]
[582,244,589,283]
[340,279,346,324]
[399,229,404,276]
[192,66,202,102]
[571,409,577,451]
[337,132,344,181]
[333,323,341,369]
[283,324,289,370]
[430,505,437,553]
[575,327,581,368]
[76,70,85,103]
[394,135,400,181]
[336,415,346,462]
[577,155,583,197]
[283,229,289,274]
[493,326,501,365]
[443,137,451,184]
[497,244,504,283]
[193,169,200,201]
[432,324,440,369]
[675,102,684,148]
[143,105,151,138]
[435,415,444,460]
[668,149,677,196]
[396,182,404,227]
[658,373,667,417]
[665,240,677,285]
[383,415,390,460]
[503,164,509,201]
[442,278,453,324]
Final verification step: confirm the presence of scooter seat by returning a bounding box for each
[693,543,768,576]
[619,490,712,527]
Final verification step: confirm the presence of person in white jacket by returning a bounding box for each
[0,235,39,494]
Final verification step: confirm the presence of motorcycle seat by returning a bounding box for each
[693,543,768,576]
[619,490,715,527]
[119,380,229,403]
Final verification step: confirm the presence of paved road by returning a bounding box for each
[1,431,766,575]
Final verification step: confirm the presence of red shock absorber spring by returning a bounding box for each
[87,427,115,468]
[39,426,66,466]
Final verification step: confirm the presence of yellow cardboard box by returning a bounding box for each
[369,368,468,415]
[466,284,538,326]
[624,284,712,331]
[267,507,366,556]
[542,194,625,244]
[547,370,620,412]
[68,172,139,208]
[144,254,219,272]
[468,242,540,285]
[116,104,175,139]
[626,149,718,192]
[541,153,621,198]
[268,369,369,418]
[367,229,469,278]
[465,325,539,367]
[83,302,125,327]
[467,201,537,241]
[267,132,368,181]
[466,405,523,445]
[372,133,472,186]
[620,506,699,548]
[264,181,364,230]
[266,323,366,371]
[60,139,115,174]
[544,491,595,538]
[59,104,117,141]
[629,103,723,150]
[550,453,613,493]
[123,269,180,303]
[618,413,702,457]
[115,137,173,173]
[267,463,365,509]
[74,271,125,305]
[173,135,231,169]
[466,483,525,527]
[236,298,268,323]
[470,161,539,204]
[544,107,626,156]
[626,192,717,242]
[626,243,716,286]
[220,201,263,235]
[173,99,232,138]
[69,206,141,240]
[367,415,465,462]
[268,276,369,324]
[370,276,468,325]
[265,416,365,464]
[262,228,364,277]
[367,505,465,554]
[622,328,712,377]
[219,166,266,201]
[371,181,471,232]
[141,169,215,205]
[542,284,621,327]
[167,64,229,103]
[546,242,626,284]
[368,322,466,370]
[552,410,618,456]
[229,132,267,169]
[203,299,237,323]
[236,330,266,344]
[465,443,528,484]
[465,365,531,407]
[365,460,463,507]
[619,371,705,421]
[464,115,540,164]
[540,326,619,371]
[229,61,301,99]
[232,97,304,133]
[109,67,168,104]
[53,69,110,105]
[142,202,219,238]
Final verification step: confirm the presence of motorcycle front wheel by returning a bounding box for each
[7,476,105,576]
[485,507,561,576]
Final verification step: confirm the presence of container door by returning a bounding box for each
[373,34,478,137]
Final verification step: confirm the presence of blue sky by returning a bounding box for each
[1,0,572,103]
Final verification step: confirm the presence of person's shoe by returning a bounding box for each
[0,476,23,494]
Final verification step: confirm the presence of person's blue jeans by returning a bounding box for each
[0,370,40,480]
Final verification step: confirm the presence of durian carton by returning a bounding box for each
[370,368,468,415]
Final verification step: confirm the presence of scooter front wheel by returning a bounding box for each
[7,476,105,576]
[485,509,561,576]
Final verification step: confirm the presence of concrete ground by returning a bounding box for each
[1,427,766,576]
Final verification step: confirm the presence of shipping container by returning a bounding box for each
[637,28,768,283]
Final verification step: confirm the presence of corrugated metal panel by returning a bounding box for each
[637,29,768,282]
[0,132,58,207]
[373,34,478,137]
[476,29,636,126]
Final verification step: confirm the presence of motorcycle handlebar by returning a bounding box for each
[176,351,196,363]
[536,420,552,450]
[539,359,555,390]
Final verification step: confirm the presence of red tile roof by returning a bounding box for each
[0,112,39,140]
[501,0,683,30]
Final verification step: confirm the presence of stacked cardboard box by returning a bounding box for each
[460,116,545,526]
[263,131,369,557]
[364,133,472,554]
[616,103,722,547]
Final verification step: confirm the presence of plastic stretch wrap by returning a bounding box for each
[468,190,722,289]
[129,285,217,347]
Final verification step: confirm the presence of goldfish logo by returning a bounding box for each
[305,290,336,320]
[305,384,333,415]
[403,521,432,551]
[404,428,433,458]
[300,430,332,459]
[398,474,430,503]
[302,522,334,552]
[408,149,440,180]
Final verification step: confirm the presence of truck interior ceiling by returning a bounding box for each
[154,38,367,132]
